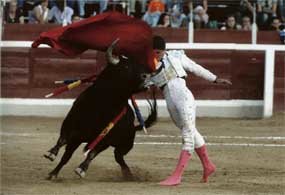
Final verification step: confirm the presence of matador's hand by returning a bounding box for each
[214,78,232,85]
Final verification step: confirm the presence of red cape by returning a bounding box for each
[32,12,156,71]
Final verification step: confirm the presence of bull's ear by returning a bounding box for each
[106,38,120,65]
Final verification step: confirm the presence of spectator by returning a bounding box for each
[142,12,160,27]
[157,12,171,27]
[142,0,165,27]
[130,0,145,19]
[29,0,49,24]
[48,0,74,25]
[21,0,39,19]
[129,0,144,15]
[178,0,208,28]
[221,15,242,30]
[241,15,252,31]
[77,0,87,17]
[256,0,278,29]
[176,4,192,27]
[186,0,208,10]
[170,4,187,28]
[193,5,209,29]
[129,0,147,15]
[165,0,183,13]
[4,0,24,24]
[236,0,254,24]
[268,17,282,30]
[78,0,108,17]
[182,3,190,16]
[148,0,165,13]
[193,0,208,13]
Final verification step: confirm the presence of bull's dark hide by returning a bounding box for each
[44,56,157,180]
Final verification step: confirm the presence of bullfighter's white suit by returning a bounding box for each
[147,50,217,153]
[146,47,217,186]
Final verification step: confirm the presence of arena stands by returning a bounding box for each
[2,0,285,30]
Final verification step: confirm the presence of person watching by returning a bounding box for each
[157,13,171,27]
[256,0,278,29]
[221,15,242,30]
[4,0,24,24]
[241,15,253,31]
[29,0,49,24]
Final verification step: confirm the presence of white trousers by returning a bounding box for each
[163,78,205,154]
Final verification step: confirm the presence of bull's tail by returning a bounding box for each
[134,89,157,131]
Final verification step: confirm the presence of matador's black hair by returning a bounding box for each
[152,35,166,50]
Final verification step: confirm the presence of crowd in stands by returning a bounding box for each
[3,0,285,32]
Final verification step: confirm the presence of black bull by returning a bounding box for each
[44,57,157,180]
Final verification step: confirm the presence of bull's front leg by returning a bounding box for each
[47,142,80,180]
[74,144,109,178]
[44,137,66,161]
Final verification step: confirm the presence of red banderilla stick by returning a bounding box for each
[84,107,127,156]
[45,74,97,98]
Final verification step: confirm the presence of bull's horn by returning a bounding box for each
[106,38,120,65]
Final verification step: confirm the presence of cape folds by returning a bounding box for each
[32,11,156,71]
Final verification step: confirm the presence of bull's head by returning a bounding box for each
[104,38,153,94]
[106,38,120,65]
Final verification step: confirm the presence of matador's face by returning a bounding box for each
[154,49,166,61]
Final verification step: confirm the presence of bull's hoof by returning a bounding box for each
[46,173,57,180]
[122,169,134,181]
[74,167,86,178]
[43,152,56,161]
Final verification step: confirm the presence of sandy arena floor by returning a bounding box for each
[1,113,285,195]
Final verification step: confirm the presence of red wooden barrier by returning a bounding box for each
[1,48,264,99]
[1,24,284,112]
